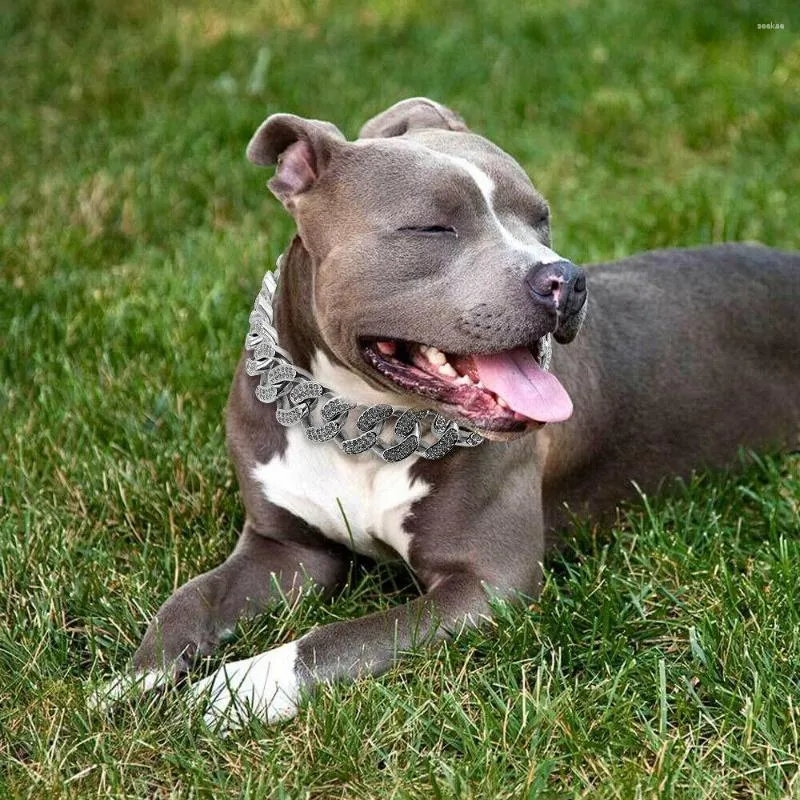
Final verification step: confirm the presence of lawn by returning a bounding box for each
[1,0,799,797]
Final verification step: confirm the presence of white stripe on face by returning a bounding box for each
[440,153,564,267]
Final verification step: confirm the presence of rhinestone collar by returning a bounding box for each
[244,253,484,462]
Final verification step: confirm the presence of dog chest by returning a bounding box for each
[251,425,430,561]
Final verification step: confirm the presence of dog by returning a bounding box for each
[104,98,800,730]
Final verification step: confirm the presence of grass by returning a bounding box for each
[1,0,799,796]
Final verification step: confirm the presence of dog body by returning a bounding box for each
[125,99,800,729]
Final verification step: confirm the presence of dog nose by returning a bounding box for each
[525,260,586,308]
[525,259,588,343]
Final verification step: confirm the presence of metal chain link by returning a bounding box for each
[244,255,484,462]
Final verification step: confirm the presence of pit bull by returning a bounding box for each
[101,98,800,730]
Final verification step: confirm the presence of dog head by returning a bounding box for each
[248,98,587,440]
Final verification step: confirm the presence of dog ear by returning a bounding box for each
[247,114,345,207]
[359,97,469,139]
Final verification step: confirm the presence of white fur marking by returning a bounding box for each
[252,351,430,563]
[194,641,300,731]
[440,152,564,267]
[88,669,167,712]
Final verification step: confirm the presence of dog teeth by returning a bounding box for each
[377,340,396,356]
[417,343,461,377]
[454,375,472,386]
[425,346,447,366]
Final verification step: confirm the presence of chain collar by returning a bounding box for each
[244,253,484,462]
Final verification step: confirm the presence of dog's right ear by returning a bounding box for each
[359,97,469,139]
[247,114,345,209]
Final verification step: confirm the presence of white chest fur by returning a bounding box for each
[252,424,430,562]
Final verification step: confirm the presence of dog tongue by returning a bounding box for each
[473,348,573,423]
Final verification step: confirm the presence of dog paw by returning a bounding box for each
[191,641,300,732]
[88,669,169,713]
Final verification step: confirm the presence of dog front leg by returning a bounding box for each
[193,570,515,731]
[92,523,349,708]
[133,524,349,676]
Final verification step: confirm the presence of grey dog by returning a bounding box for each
[101,98,799,729]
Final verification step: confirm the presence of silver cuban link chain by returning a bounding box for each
[244,254,485,462]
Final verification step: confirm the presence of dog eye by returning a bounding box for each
[398,225,458,236]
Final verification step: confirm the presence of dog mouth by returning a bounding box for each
[359,337,573,432]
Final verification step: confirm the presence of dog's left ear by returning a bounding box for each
[247,114,346,208]
[359,97,469,139]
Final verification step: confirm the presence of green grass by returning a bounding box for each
[2,0,799,796]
